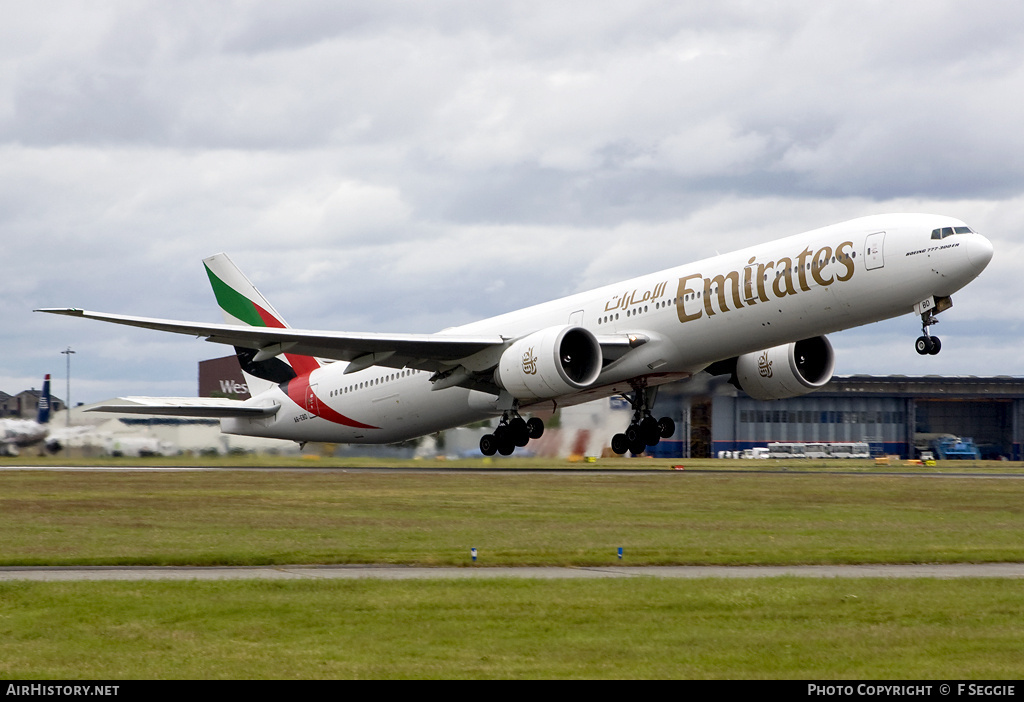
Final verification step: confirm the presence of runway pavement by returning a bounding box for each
[6,464,1024,479]
[3,563,1024,581]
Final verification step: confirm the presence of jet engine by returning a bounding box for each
[494,325,602,401]
[733,336,835,401]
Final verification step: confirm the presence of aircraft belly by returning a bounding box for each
[223,384,492,445]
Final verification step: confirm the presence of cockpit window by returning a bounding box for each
[931,226,976,240]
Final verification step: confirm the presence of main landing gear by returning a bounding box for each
[479,411,544,457]
[610,384,675,456]
[915,309,941,356]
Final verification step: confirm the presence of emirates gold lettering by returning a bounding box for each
[755,259,774,302]
[796,247,813,292]
[674,240,855,325]
[835,241,855,282]
[742,258,757,304]
[703,270,742,317]
[811,245,834,286]
[772,257,797,298]
[675,274,703,323]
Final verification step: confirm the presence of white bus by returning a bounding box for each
[767,442,870,459]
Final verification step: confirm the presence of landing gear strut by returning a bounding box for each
[479,409,544,457]
[915,309,941,355]
[610,383,675,456]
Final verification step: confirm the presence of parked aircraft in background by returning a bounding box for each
[40,214,992,456]
[0,375,52,456]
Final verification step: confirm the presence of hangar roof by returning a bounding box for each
[823,375,1024,399]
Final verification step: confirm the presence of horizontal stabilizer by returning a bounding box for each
[85,397,280,418]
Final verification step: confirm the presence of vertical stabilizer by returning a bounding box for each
[202,253,321,395]
[36,374,51,425]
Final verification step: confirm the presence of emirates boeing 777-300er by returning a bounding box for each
[39,214,992,456]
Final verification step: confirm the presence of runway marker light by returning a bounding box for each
[471,548,477,562]
[618,547,623,560]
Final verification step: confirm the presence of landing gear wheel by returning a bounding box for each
[492,424,515,456]
[640,416,661,446]
[480,434,497,456]
[508,417,529,447]
[526,417,545,440]
[915,336,932,355]
[928,337,941,355]
[629,438,647,456]
[497,437,515,456]
[657,417,675,439]
[625,423,642,444]
[611,433,630,455]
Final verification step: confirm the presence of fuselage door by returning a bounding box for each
[306,383,320,415]
[569,310,584,326]
[865,231,885,270]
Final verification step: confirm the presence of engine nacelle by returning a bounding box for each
[494,325,602,400]
[734,336,835,401]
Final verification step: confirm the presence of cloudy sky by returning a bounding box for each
[2,1,1021,404]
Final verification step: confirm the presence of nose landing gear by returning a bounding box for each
[915,309,941,355]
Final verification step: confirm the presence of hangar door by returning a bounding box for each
[914,400,1012,458]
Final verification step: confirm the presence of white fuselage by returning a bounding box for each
[222,214,992,444]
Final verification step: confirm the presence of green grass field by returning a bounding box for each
[3,464,1024,678]
[3,579,1023,679]
[3,468,1024,566]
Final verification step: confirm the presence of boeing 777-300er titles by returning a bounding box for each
[38,214,992,456]
[1,374,52,456]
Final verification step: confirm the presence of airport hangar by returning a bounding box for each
[647,375,1024,461]
[200,356,1023,460]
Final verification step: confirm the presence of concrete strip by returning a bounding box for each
[3,563,1024,581]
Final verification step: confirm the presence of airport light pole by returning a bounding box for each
[61,346,75,427]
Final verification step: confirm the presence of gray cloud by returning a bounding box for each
[1,1,1020,401]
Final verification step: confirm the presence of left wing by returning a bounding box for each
[38,308,643,376]
[37,308,507,373]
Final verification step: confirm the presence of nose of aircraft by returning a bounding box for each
[966,233,994,274]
